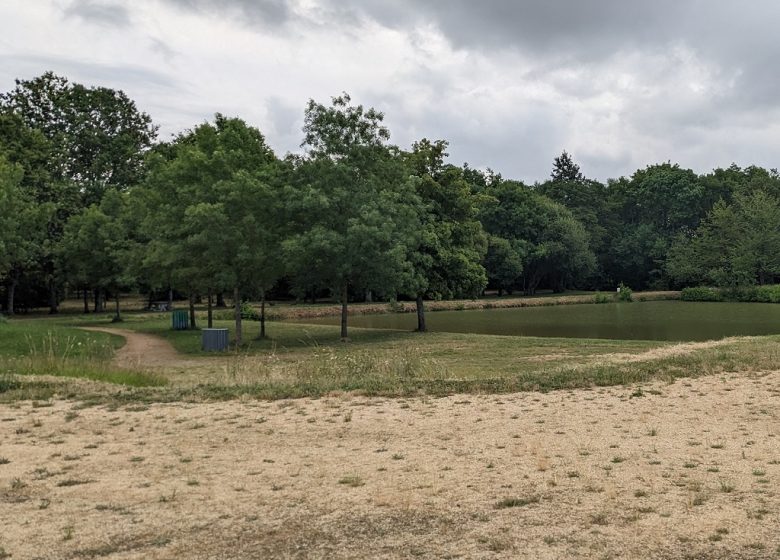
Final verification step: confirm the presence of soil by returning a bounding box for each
[2,369,779,559]
[79,327,214,377]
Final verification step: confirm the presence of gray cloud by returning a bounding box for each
[63,0,131,27]
[162,0,291,27]
[5,0,780,182]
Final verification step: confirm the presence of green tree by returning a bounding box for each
[138,115,282,343]
[483,236,523,295]
[0,155,51,315]
[404,139,487,331]
[668,191,780,287]
[0,72,157,313]
[538,152,609,284]
[58,191,133,322]
[284,94,420,339]
[550,150,584,183]
[479,180,595,294]
[603,163,706,289]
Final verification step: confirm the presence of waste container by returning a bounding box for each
[172,310,189,330]
[202,328,229,351]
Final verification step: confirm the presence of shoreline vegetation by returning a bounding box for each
[227,290,681,322]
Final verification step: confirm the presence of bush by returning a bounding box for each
[386,300,404,313]
[593,292,612,304]
[617,283,633,302]
[240,302,259,320]
[680,287,722,302]
[756,285,780,303]
[720,285,780,303]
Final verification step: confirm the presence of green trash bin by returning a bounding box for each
[172,309,189,330]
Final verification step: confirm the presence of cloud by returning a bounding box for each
[5,0,780,183]
[161,0,291,28]
[63,0,131,28]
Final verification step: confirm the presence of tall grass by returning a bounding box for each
[0,329,166,390]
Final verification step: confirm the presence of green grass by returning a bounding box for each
[0,319,124,358]
[2,309,779,404]
[0,318,164,390]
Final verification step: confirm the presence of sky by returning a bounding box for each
[2,0,780,183]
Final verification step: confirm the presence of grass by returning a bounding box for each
[495,495,540,509]
[2,299,780,404]
[0,319,166,389]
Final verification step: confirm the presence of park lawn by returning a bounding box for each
[2,311,779,402]
[0,318,124,358]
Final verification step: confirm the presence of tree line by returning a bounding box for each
[2,73,779,341]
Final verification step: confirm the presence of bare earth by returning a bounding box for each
[79,327,197,370]
[2,366,780,559]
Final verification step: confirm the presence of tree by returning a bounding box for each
[138,115,282,344]
[603,163,706,289]
[59,191,133,322]
[483,236,523,295]
[479,180,596,294]
[0,155,50,315]
[551,150,584,183]
[404,139,487,331]
[539,152,609,284]
[668,191,780,287]
[0,72,157,312]
[284,94,420,339]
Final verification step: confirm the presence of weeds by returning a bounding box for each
[495,495,540,509]
[338,475,365,487]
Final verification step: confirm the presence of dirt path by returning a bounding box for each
[80,327,202,370]
[600,336,749,364]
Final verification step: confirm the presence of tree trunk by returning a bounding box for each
[48,279,58,315]
[112,292,121,322]
[6,277,17,317]
[83,288,90,314]
[207,290,213,328]
[168,287,173,310]
[340,282,349,340]
[189,292,196,329]
[94,288,105,313]
[216,292,226,308]
[259,290,266,339]
[234,286,242,346]
[415,294,427,332]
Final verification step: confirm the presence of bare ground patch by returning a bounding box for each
[2,369,780,559]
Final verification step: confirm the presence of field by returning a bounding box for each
[1,297,780,559]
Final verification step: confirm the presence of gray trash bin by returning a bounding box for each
[202,328,229,351]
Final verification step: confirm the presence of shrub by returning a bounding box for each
[386,300,404,313]
[721,285,780,302]
[240,302,259,320]
[617,283,633,302]
[593,292,612,304]
[680,287,722,302]
[755,285,780,303]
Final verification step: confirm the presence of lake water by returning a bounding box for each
[292,301,780,341]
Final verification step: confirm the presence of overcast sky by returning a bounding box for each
[2,0,779,182]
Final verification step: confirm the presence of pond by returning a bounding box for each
[292,301,780,341]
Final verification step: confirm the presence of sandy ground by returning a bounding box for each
[2,368,780,559]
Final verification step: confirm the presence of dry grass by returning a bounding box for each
[1,369,779,559]
[258,291,680,321]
